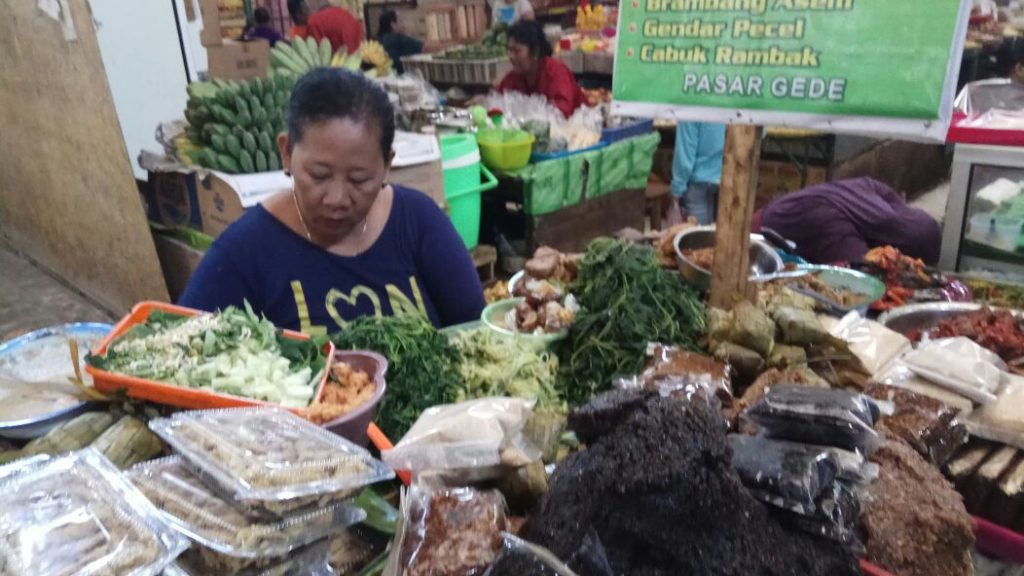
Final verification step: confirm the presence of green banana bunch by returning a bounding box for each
[182,73,295,174]
[270,36,337,77]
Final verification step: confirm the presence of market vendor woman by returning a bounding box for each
[180,69,485,334]
[497,21,586,118]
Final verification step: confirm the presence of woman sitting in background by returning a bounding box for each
[497,21,585,118]
[378,10,424,75]
[180,69,485,334]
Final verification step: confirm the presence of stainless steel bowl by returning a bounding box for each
[673,226,784,291]
[877,302,990,337]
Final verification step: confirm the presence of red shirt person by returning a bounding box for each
[307,5,363,55]
[496,21,585,118]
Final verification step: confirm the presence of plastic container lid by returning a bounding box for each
[129,456,366,559]
[0,448,187,576]
[149,407,394,504]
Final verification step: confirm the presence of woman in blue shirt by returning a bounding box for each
[180,69,485,335]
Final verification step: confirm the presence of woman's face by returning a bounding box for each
[278,118,391,242]
[507,39,536,76]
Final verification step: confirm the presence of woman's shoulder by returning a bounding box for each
[210,203,292,254]
[392,184,446,217]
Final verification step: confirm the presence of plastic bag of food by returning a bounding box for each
[388,481,509,576]
[968,373,1024,450]
[773,480,862,545]
[742,385,883,453]
[903,337,1004,404]
[728,435,840,513]
[383,397,541,477]
[824,312,911,377]
[484,533,579,576]
[822,445,880,485]
[875,361,974,414]
[866,383,969,467]
[621,344,733,405]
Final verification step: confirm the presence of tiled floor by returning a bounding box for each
[0,247,115,341]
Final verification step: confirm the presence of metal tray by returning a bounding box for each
[0,323,112,439]
[877,302,988,336]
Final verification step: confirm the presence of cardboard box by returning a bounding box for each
[756,160,828,208]
[206,40,270,82]
[152,232,206,302]
[195,170,292,237]
[198,0,247,46]
[143,169,201,229]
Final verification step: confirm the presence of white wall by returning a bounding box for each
[90,0,192,179]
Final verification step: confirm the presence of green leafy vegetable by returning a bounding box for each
[452,328,563,409]
[87,304,325,408]
[560,238,705,404]
[331,315,461,440]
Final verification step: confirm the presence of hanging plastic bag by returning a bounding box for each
[742,385,883,453]
[382,397,542,478]
[484,533,579,576]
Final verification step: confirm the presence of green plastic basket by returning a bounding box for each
[447,164,498,249]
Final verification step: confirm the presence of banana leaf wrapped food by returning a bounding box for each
[707,301,775,358]
[714,342,765,381]
[772,307,830,346]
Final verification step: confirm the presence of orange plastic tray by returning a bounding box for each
[85,301,333,415]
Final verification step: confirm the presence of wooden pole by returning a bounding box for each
[709,124,763,310]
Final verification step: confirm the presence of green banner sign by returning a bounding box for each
[612,0,971,140]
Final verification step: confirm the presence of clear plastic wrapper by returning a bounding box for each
[129,456,365,558]
[742,385,883,453]
[165,538,333,576]
[903,337,1005,405]
[389,481,509,576]
[382,397,541,477]
[728,435,840,513]
[149,408,394,517]
[484,533,579,576]
[0,448,187,576]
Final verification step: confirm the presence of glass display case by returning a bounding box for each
[940,144,1024,280]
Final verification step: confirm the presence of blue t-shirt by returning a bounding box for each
[179,186,485,335]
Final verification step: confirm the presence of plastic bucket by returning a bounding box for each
[447,165,498,249]
[440,134,481,194]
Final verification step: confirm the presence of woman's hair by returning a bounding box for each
[286,68,396,159]
[507,20,552,58]
[378,10,398,37]
[254,7,271,25]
